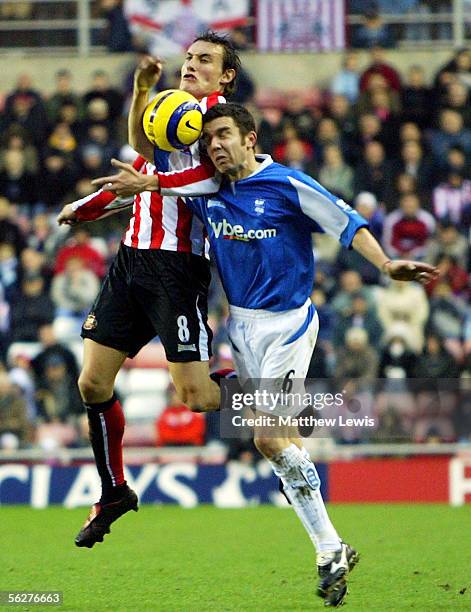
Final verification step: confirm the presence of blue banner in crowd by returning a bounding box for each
[0,462,328,507]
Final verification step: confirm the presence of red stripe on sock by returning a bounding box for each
[102,399,126,487]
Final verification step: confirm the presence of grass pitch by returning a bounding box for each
[1,504,469,611]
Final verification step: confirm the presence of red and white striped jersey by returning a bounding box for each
[71,93,225,256]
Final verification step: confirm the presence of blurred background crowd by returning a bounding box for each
[0,0,470,456]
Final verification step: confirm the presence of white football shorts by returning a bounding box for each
[227,299,319,416]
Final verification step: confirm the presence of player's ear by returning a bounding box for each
[247,131,257,150]
[220,69,236,88]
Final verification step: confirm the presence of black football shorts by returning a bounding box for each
[81,244,213,362]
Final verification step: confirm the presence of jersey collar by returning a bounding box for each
[225,154,273,186]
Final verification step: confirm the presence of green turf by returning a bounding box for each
[0,504,469,611]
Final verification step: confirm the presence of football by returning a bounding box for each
[142,89,203,151]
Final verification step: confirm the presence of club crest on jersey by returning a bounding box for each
[83,314,97,331]
[254,198,265,214]
[208,199,226,209]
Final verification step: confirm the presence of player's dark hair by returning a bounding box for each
[193,30,241,96]
[203,103,256,136]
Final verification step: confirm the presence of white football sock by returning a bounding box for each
[269,443,341,554]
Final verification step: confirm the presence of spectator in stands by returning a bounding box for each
[51,256,100,338]
[19,247,51,289]
[54,227,106,278]
[335,327,379,390]
[256,106,284,155]
[35,353,82,424]
[357,72,401,117]
[83,70,124,124]
[231,67,255,104]
[353,140,395,203]
[425,254,469,300]
[440,80,471,128]
[413,334,459,442]
[397,140,435,199]
[31,323,79,383]
[379,326,417,379]
[335,237,382,287]
[4,74,49,146]
[27,215,61,263]
[432,169,471,228]
[0,242,20,302]
[428,281,469,362]
[375,323,417,440]
[435,48,471,92]
[82,123,118,163]
[400,65,433,128]
[56,101,83,139]
[0,197,26,256]
[424,221,469,269]
[318,144,354,201]
[326,94,357,158]
[352,113,385,163]
[351,10,395,49]
[393,173,418,209]
[77,144,109,180]
[333,293,383,350]
[280,138,316,177]
[0,149,38,209]
[0,130,38,175]
[310,288,334,345]
[81,97,113,136]
[9,353,37,421]
[313,118,344,165]
[0,370,31,449]
[10,274,54,342]
[156,387,205,446]
[39,151,77,209]
[427,109,471,164]
[100,0,133,53]
[377,279,429,352]
[353,191,384,241]
[47,123,77,161]
[445,145,469,178]
[382,192,436,259]
[281,91,317,144]
[359,46,401,92]
[273,124,314,165]
[330,270,374,317]
[46,69,82,124]
[330,52,361,103]
[399,121,423,147]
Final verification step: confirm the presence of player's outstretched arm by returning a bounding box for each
[351,227,439,284]
[56,186,134,225]
[129,56,163,163]
[92,159,159,197]
[57,203,78,226]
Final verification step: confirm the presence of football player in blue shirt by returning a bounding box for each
[182,103,438,607]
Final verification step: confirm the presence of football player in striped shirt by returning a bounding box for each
[57,32,239,549]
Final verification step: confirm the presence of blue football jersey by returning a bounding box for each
[187,155,368,311]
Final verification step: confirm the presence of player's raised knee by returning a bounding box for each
[254,436,287,459]
[175,381,218,412]
[78,370,112,404]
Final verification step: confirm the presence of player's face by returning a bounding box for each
[180,41,231,99]
[203,117,255,176]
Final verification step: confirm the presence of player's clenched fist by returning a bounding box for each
[134,56,163,92]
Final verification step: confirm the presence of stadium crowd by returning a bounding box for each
[0,42,470,453]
